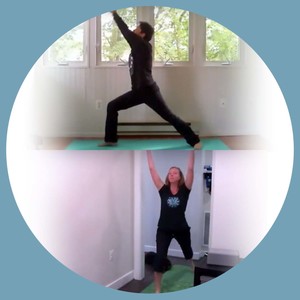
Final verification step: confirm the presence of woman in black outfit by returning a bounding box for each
[146,150,195,293]
[100,11,201,149]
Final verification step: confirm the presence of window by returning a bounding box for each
[99,8,137,63]
[154,7,190,63]
[44,22,89,66]
[97,7,190,65]
[43,7,242,68]
[206,19,240,64]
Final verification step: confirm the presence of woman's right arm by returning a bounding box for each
[111,11,139,47]
[146,151,164,190]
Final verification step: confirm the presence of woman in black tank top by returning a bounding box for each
[146,150,196,293]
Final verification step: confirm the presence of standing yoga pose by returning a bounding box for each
[100,10,201,149]
[146,150,195,293]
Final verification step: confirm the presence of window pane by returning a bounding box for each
[154,7,189,62]
[47,23,85,64]
[206,19,240,62]
[101,8,137,62]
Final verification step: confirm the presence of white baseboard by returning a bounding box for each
[35,131,264,139]
[33,132,104,138]
[105,270,134,290]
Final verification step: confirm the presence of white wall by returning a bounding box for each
[28,48,273,138]
[6,150,135,288]
[209,151,277,259]
[6,145,292,286]
[14,13,288,148]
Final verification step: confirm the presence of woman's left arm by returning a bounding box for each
[185,150,195,190]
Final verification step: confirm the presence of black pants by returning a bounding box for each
[104,83,200,146]
[153,227,193,273]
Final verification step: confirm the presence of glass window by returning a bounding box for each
[100,8,137,63]
[206,19,240,63]
[44,22,88,66]
[154,7,189,63]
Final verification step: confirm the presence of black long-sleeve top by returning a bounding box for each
[113,12,155,90]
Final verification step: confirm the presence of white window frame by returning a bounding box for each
[95,8,139,67]
[152,7,193,67]
[44,8,245,69]
[203,18,245,68]
[43,21,90,68]
[96,6,194,68]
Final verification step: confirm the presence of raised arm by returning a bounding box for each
[111,10,140,47]
[146,151,164,190]
[185,151,195,190]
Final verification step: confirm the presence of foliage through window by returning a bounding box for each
[44,7,241,67]
[154,7,189,62]
[45,22,87,66]
[98,7,189,64]
[100,8,137,62]
[206,19,240,63]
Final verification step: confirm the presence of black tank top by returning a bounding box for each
[157,184,191,231]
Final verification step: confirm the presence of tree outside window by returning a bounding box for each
[44,7,241,67]
[206,19,240,63]
[45,22,87,65]
[100,8,137,62]
[99,7,189,64]
[154,7,189,63]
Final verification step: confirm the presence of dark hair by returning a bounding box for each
[139,21,154,41]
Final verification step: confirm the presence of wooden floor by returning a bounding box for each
[30,135,270,150]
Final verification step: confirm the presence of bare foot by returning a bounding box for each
[98,142,118,147]
[193,142,202,149]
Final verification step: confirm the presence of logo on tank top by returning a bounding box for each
[167,197,180,208]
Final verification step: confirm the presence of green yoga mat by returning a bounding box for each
[142,264,194,293]
[65,138,230,150]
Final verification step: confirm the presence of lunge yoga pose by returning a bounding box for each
[146,150,195,293]
[100,11,201,149]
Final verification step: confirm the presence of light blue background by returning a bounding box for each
[0,0,299,299]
